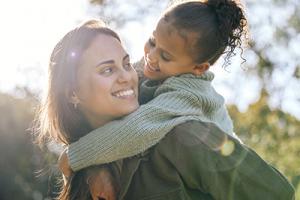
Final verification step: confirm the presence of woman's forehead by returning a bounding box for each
[84,34,126,59]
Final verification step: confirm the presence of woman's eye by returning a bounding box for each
[100,67,114,75]
[124,63,133,71]
[148,37,156,47]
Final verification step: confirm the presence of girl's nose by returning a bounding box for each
[146,48,158,65]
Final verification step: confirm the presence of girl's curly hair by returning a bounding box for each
[164,0,248,68]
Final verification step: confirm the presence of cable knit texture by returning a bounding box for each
[68,71,235,171]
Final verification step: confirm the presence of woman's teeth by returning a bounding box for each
[113,89,134,98]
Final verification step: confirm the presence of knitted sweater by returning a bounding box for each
[68,71,235,171]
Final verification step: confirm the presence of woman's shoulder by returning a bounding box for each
[153,120,247,170]
[151,121,295,200]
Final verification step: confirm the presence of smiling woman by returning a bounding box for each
[74,33,139,129]
[34,19,139,199]
[36,19,139,145]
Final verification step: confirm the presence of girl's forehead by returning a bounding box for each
[156,19,177,38]
[155,19,198,54]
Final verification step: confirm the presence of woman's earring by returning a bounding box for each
[73,101,79,109]
[86,176,91,185]
[72,92,80,109]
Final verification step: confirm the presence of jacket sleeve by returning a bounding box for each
[153,121,295,200]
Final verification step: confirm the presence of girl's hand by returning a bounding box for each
[88,167,118,200]
[58,148,73,182]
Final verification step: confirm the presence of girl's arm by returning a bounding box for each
[67,72,232,172]
[67,89,202,171]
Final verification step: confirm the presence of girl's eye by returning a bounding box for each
[160,52,171,62]
[124,62,133,71]
[148,37,156,47]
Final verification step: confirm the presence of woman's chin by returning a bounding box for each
[117,103,139,117]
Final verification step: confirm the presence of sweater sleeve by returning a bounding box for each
[68,89,202,171]
[153,121,295,200]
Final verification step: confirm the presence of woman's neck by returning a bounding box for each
[88,116,112,129]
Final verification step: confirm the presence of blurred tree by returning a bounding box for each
[229,90,300,179]
[240,3,300,194]
[243,0,300,111]
[0,90,59,200]
[88,0,168,28]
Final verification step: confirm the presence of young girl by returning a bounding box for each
[60,0,247,173]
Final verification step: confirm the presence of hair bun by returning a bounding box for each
[207,0,227,9]
[207,0,245,31]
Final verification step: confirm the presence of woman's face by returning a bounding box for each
[75,34,139,128]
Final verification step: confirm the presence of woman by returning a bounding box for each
[35,19,138,199]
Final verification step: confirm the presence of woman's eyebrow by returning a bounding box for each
[95,60,115,67]
[123,54,129,61]
[95,54,129,68]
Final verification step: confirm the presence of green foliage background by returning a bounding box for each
[0,91,59,199]
[229,91,300,198]
[0,0,299,199]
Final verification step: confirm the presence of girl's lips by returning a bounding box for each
[145,62,160,72]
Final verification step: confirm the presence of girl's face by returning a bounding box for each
[143,18,200,81]
[75,34,139,128]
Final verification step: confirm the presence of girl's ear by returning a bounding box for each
[192,62,210,76]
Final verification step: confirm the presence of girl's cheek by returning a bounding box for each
[144,43,150,55]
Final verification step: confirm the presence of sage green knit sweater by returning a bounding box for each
[68,70,235,171]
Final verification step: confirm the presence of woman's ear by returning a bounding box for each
[192,62,210,76]
[67,90,80,109]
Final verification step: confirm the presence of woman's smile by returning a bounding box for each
[112,88,136,99]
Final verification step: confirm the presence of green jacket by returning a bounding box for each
[117,121,295,200]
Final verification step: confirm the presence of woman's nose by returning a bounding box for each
[117,69,131,83]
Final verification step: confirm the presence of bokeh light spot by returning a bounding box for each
[221,140,235,156]
[71,52,76,57]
